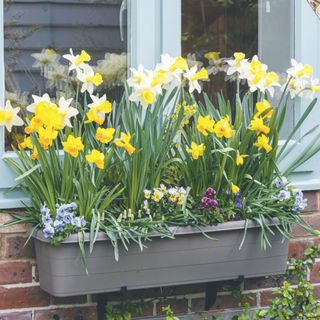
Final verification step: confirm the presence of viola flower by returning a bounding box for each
[248,116,270,135]
[254,134,272,153]
[197,115,215,136]
[152,189,164,202]
[144,190,152,199]
[187,142,206,160]
[43,225,55,238]
[63,49,91,72]
[76,64,103,94]
[236,151,248,166]
[62,135,84,158]
[96,128,115,144]
[0,100,24,132]
[184,66,209,93]
[278,190,291,201]
[234,196,243,209]
[213,116,234,139]
[86,149,105,169]
[114,132,136,155]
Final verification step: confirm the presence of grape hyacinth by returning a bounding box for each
[199,188,219,210]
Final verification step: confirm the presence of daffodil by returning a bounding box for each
[19,136,33,150]
[287,59,313,81]
[85,94,112,125]
[0,100,24,132]
[255,100,273,119]
[62,135,84,157]
[254,134,272,153]
[226,52,248,76]
[204,52,221,61]
[231,183,240,194]
[248,116,270,135]
[38,126,58,150]
[184,66,209,93]
[129,87,157,108]
[187,142,206,160]
[236,151,248,166]
[63,48,91,72]
[25,116,42,134]
[114,132,136,155]
[197,115,215,136]
[213,116,234,139]
[86,149,105,169]
[58,97,78,128]
[31,48,60,72]
[46,64,67,89]
[96,128,115,144]
[26,94,52,113]
[157,54,186,86]
[34,101,64,130]
[31,147,39,160]
[76,64,103,94]
[127,65,147,88]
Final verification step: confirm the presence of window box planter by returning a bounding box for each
[32,218,288,297]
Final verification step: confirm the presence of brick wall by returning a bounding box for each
[0,191,319,320]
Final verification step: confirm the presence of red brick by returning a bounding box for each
[157,298,188,315]
[51,295,87,305]
[0,261,32,285]
[288,238,317,259]
[292,213,320,237]
[260,290,277,307]
[0,213,28,234]
[304,191,320,212]
[310,261,320,283]
[0,286,50,309]
[1,235,35,259]
[34,306,97,320]
[0,312,32,320]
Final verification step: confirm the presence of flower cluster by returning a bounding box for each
[127,54,209,107]
[198,188,219,210]
[143,184,187,214]
[41,203,86,239]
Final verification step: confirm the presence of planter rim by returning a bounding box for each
[32,217,280,244]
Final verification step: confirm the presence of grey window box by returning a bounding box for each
[32,219,288,297]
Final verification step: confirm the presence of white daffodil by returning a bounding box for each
[184,65,209,93]
[127,65,148,88]
[226,52,249,76]
[31,48,60,72]
[63,48,91,72]
[0,100,24,132]
[45,64,68,89]
[287,59,313,81]
[76,64,103,94]
[85,94,112,125]
[58,97,78,128]
[129,86,157,108]
[5,91,28,107]
[27,93,52,113]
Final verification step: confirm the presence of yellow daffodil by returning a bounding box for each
[255,100,273,119]
[204,51,221,61]
[197,115,215,136]
[184,66,209,93]
[151,70,167,88]
[25,116,42,134]
[236,151,248,166]
[77,64,103,94]
[187,142,206,160]
[248,116,270,135]
[96,128,115,144]
[234,52,246,66]
[231,183,240,194]
[169,56,188,72]
[0,100,24,132]
[254,134,272,153]
[34,101,64,130]
[75,50,91,66]
[114,132,136,155]
[19,136,33,150]
[213,116,234,139]
[85,94,112,125]
[38,126,58,150]
[63,48,91,72]
[62,135,84,158]
[86,149,105,169]
[31,147,39,161]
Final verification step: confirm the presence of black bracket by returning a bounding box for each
[204,276,245,310]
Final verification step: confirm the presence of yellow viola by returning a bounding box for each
[186,142,206,160]
[86,149,105,169]
[254,134,272,153]
[231,183,240,194]
[62,135,84,158]
[96,128,115,144]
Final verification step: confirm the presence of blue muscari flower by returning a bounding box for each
[278,190,291,201]
[43,225,55,238]
[53,219,64,232]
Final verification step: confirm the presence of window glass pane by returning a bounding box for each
[4,0,128,150]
